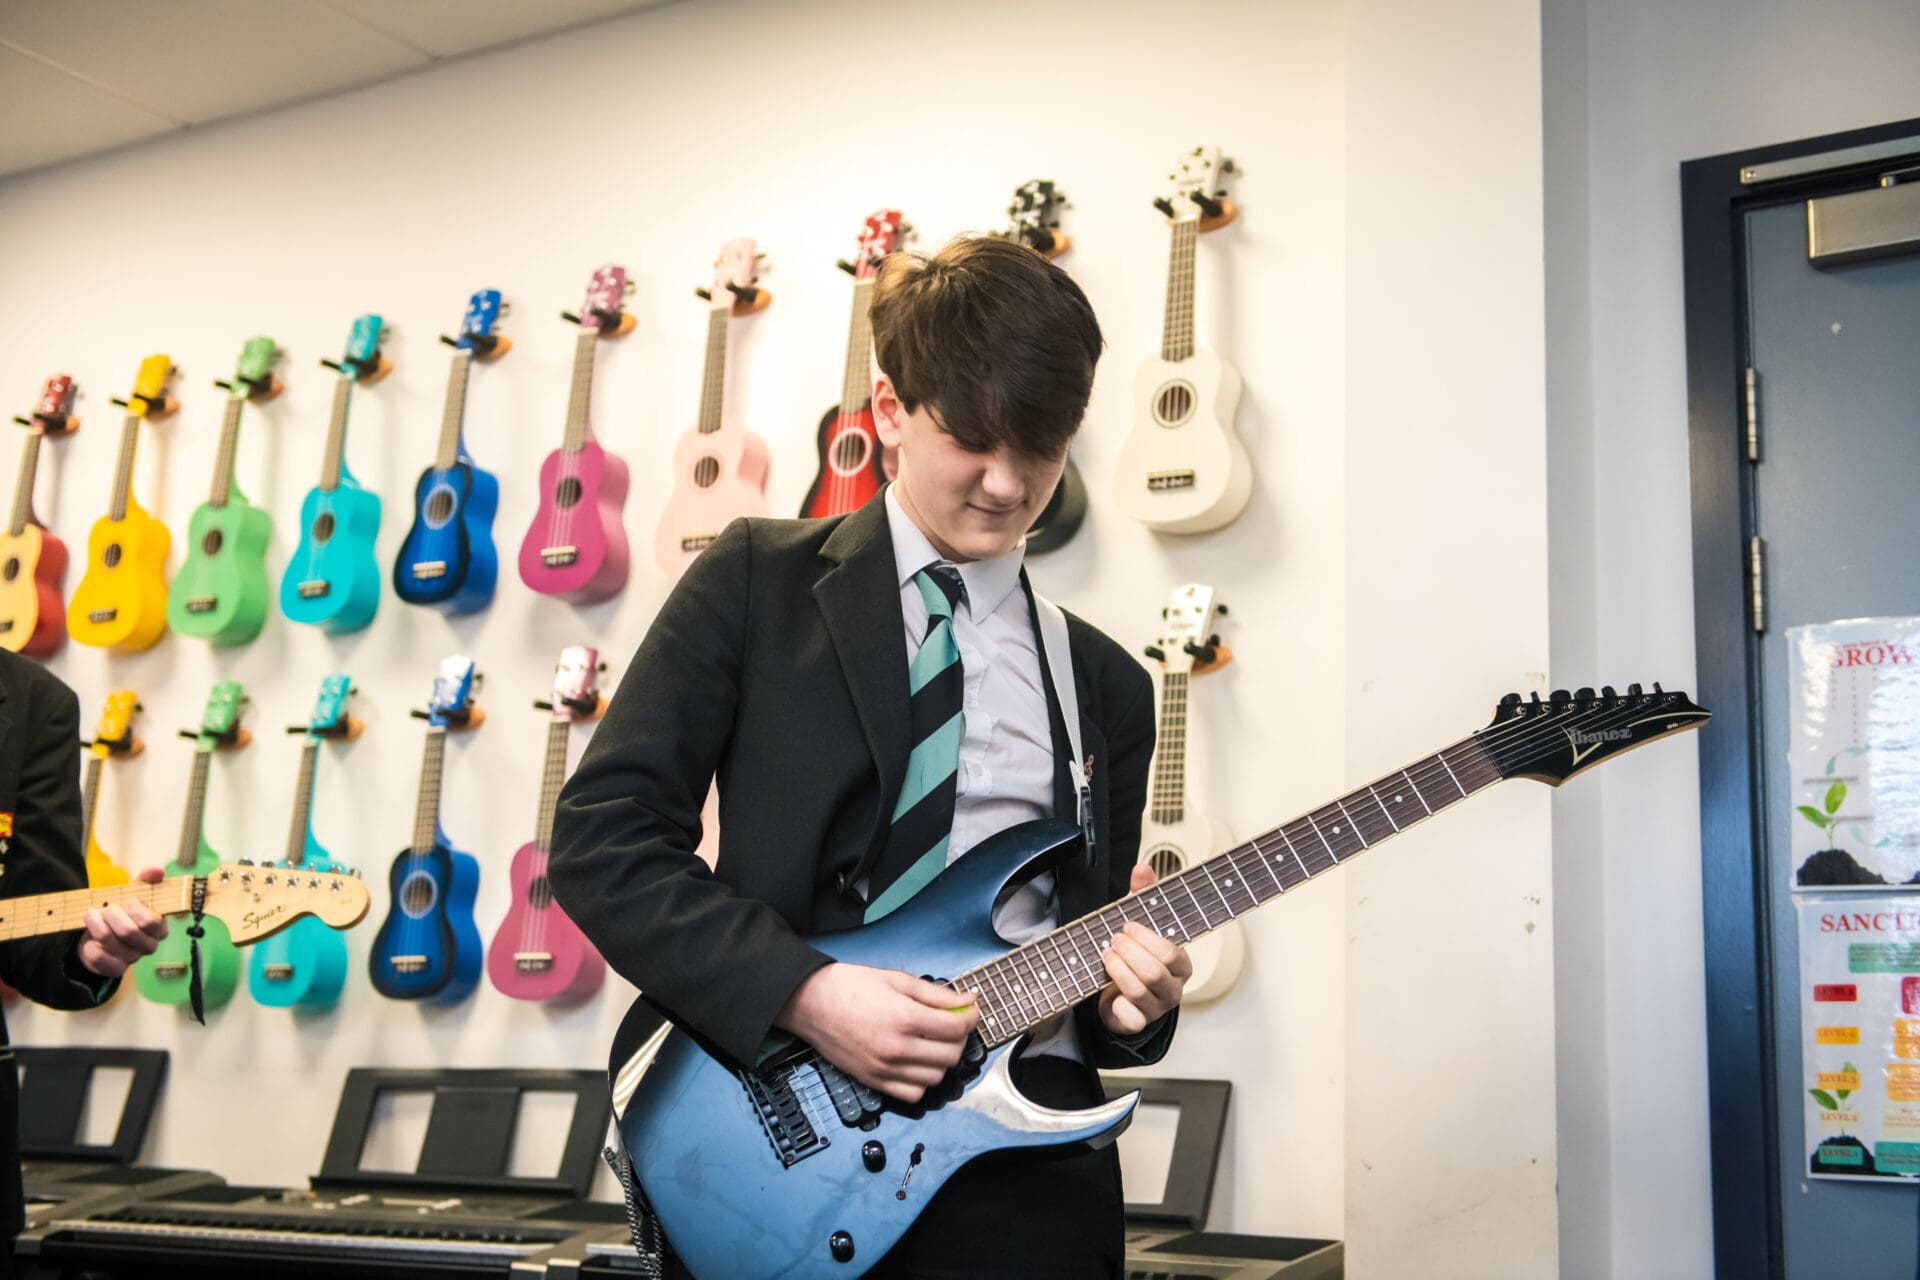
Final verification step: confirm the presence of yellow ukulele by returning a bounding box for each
[68,354,176,652]
[80,691,140,888]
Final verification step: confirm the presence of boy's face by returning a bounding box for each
[872,372,1067,564]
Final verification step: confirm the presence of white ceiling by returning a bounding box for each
[0,0,667,179]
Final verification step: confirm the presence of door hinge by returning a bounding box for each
[1744,367,1761,461]
[1749,534,1767,634]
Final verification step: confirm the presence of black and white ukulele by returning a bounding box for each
[1112,145,1252,533]
[1138,583,1244,1004]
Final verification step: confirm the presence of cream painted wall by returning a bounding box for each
[0,0,1356,1239]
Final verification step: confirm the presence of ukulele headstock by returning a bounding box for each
[545,645,605,723]
[840,210,907,280]
[451,289,510,360]
[1147,583,1230,676]
[17,375,78,435]
[116,354,178,421]
[334,314,392,384]
[192,680,250,751]
[1004,179,1071,259]
[302,672,358,741]
[1156,145,1237,231]
[223,336,284,403]
[90,690,142,756]
[704,238,770,315]
[426,655,482,730]
[572,263,636,336]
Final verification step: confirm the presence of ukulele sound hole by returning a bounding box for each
[103,544,122,568]
[831,429,871,474]
[554,477,584,509]
[1153,381,1196,427]
[426,490,454,523]
[201,528,224,556]
[311,511,335,543]
[1,558,16,583]
[527,875,554,910]
[400,872,438,916]
[692,457,720,489]
[1147,848,1187,879]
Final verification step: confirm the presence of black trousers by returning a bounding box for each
[664,1055,1123,1280]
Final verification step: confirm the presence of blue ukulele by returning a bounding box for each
[392,291,505,615]
[368,655,483,1004]
[280,316,389,633]
[248,672,359,1010]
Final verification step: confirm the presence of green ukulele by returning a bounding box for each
[132,680,250,1011]
[167,337,280,645]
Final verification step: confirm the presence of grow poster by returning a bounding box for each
[1799,895,1920,1180]
[1787,618,1920,889]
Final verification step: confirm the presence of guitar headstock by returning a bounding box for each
[338,314,391,383]
[118,354,177,421]
[204,863,371,944]
[195,680,249,749]
[574,263,636,336]
[1146,583,1229,676]
[306,672,354,738]
[1477,684,1710,785]
[1156,145,1236,230]
[841,210,907,280]
[547,645,603,722]
[90,690,141,755]
[18,375,78,434]
[225,336,283,402]
[1004,179,1071,259]
[704,238,770,314]
[427,654,481,730]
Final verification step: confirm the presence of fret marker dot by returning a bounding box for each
[1224,878,1234,887]
[1332,826,1342,834]
[1395,794,1404,802]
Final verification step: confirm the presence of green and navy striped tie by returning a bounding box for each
[864,564,966,922]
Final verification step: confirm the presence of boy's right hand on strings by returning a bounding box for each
[777,963,980,1103]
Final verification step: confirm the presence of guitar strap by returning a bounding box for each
[1029,584,1096,865]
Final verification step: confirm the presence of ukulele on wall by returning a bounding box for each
[281,315,391,633]
[132,680,250,1013]
[67,354,177,652]
[167,336,282,646]
[518,265,634,603]
[0,375,79,656]
[654,240,772,578]
[487,645,608,1003]
[1112,145,1252,534]
[999,179,1088,555]
[80,691,140,890]
[798,210,906,519]
[1138,583,1245,1004]
[368,655,484,1004]
[394,290,506,614]
[249,672,360,1010]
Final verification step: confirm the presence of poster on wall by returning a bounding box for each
[1787,618,1920,889]
[1799,896,1920,1180]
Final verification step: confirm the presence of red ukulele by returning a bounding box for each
[797,210,907,519]
[0,376,79,656]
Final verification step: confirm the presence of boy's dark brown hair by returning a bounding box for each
[869,234,1103,461]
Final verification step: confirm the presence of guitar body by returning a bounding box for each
[67,508,171,652]
[248,843,348,1009]
[0,524,68,657]
[167,500,272,645]
[654,427,769,578]
[1023,458,1087,555]
[611,819,1137,1280]
[1113,348,1251,533]
[798,404,887,519]
[518,442,629,601]
[486,840,605,1003]
[394,461,500,614]
[132,840,240,1010]
[1137,811,1245,1005]
[368,842,482,1004]
[280,483,383,633]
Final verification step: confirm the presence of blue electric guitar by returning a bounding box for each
[248,673,359,1009]
[280,315,390,633]
[368,655,484,1003]
[392,291,505,615]
[606,684,1710,1278]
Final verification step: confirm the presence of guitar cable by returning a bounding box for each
[602,1141,665,1278]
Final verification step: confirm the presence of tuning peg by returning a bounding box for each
[1652,682,1664,694]
[1207,633,1222,648]
[1627,683,1643,696]
[598,661,608,672]
[623,280,636,296]
[213,378,236,391]
[1601,685,1618,699]
[1190,192,1224,219]
[409,708,430,721]
[1221,158,1236,174]
[1550,689,1570,704]
[286,724,308,735]
[694,287,712,301]
[1575,686,1595,701]
[1500,692,1523,710]
[109,397,129,408]
[438,334,461,348]
[533,699,554,711]
[319,358,344,372]
[1153,197,1176,218]
[724,282,757,303]
[9,416,28,428]
[1144,645,1166,663]
[836,259,858,276]
[561,309,582,325]
[178,729,199,740]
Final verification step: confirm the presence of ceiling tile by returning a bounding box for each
[0,44,178,177]
[320,0,657,59]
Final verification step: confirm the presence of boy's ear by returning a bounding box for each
[871,371,905,448]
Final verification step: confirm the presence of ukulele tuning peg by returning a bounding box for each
[409,709,430,721]
[1143,645,1166,662]
[836,259,857,276]
[9,416,28,427]
[1221,158,1236,174]
[497,301,512,316]
[286,724,308,735]
[561,309,583,325]
[110,397,129,408]
[694,287,712,301]
[213,378,236,391]
[1153,197,1176,218]
[438,334,461,348]
[1216,603,1229,616]
[533,699,554,712]
[623,281,636,295]
[178,729,199,740]
[597,662,607,672]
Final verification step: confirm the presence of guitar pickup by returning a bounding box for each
[262,964,294,982]
[410,561,446,580]
[1146,470,1196,491]
[512,952,554,973]
[680,533,718,552]
[88,608,118,623]
[153,962,187,980]
[389,955,428,974]
[184,597,218,614]
[541,546,578,567]
[296,580,331,598]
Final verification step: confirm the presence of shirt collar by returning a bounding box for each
[884,485,1026,621]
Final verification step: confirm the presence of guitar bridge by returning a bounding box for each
[262,964,294,981]
[741,1058,833,1168]
[410,561,446,580]
[680,533,718,552]
[184,597,217,614]
[541,546,578,568]
[296,580,330,598]
[152,962,187,980]
[1146,469,1196,491]
[512,952,553,973]
[389,955,428,974]
[87,608,118,623]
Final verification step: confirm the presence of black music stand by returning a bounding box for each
[14,1046,168,1165]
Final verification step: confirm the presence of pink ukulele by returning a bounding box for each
[486,645,608,1003]
[518,265,633,601]
[653,238,773,579]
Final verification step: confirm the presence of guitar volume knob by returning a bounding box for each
[829,1230,855,1262]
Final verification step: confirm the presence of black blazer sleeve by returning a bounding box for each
[0,666,115,1010]
[550,520,831,1066]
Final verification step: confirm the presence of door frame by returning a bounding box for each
[1682,114,1920,1279]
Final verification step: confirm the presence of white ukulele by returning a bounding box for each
[1139,583,1245,1004]
[1112,145,1252,534]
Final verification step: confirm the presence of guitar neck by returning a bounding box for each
[108,415,142,522]
[411,728,447,852]
[176,749,215,871]
[838,278,877,414]
[318,375,353,492]
[531,718,572,851]
[1147,673,1190,824]
[695,303,731,436]
[8,431,42,537]
[560,329,599,453]
[1160,218,1200,362]
[285,741,321,867]
[0,877,204,944]
[961,733,1503,1045]
[80,753,105,854]
[208,395,247,507]
[434,349,474,470]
